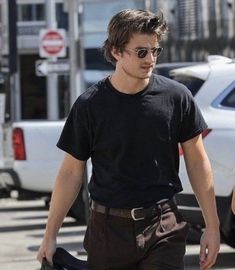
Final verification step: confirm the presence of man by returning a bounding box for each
[37,9,220,270]
[232,186,235,214]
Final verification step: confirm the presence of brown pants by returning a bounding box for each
[83,201,189,270]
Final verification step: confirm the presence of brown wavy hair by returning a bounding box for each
[102,9,167,66]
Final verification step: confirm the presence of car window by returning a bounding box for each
[172,75,205,96]
[220,88,235,108]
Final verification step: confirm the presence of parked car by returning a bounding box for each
[153,61,203,79]
[170,55,235,247]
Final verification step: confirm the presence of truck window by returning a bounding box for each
[173,75,205,96]
[221,88,235,108]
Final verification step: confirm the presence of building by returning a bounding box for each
[158,0,235,62]
[0,0,150,121]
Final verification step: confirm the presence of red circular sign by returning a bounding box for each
[42,30,64,56]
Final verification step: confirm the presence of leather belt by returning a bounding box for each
[91,199,176,221]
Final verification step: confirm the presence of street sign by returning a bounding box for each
[35,59,70,76]
[39,29,66,58]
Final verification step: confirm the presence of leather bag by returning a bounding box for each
[40,247,89,270]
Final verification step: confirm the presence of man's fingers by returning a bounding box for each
[37,238,56,266]
[46,253,54,265]
[37,250,45,264]
[200,255,217,270]
[199,240,207,265]
[200,245,219,270]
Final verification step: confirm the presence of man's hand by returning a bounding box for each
[199,228,220,270]
[37,237,56,266]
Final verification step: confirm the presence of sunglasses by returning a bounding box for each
[125,47,163,59]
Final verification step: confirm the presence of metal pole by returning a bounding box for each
[68,0,83,107]
[8,0,20,121]
[145,0,151,10]
[46,0,59,120]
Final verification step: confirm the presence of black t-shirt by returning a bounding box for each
[57,74,207,208]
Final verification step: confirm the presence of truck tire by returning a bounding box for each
[69,168,90,224]
[44,191,86,224]
[69,188,86,223]
[220,208,235,248]
[82,168,90,224]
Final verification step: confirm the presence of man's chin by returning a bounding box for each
[141,72,152,79]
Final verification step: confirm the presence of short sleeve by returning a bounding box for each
[56,98,91,161]
[179,90,208,143]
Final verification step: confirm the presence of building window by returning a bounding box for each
[56,3,68,29]
[35,4,45,21]
[177,0,201,40]
[18,4,45,22]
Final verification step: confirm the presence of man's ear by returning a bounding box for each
[111,47,122,61]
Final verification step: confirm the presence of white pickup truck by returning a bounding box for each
[1,121,64,193]
[0,120,90,222]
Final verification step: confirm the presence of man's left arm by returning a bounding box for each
[181,134,220,270]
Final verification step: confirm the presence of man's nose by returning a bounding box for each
[145,51,155,62]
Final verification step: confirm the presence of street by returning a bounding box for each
[0,198,234,270]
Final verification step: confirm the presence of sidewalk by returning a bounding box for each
[0,198,86,270]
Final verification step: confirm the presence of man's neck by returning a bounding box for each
[109,73,150,95]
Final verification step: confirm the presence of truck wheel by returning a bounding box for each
[82,169,90,224]
[69,165,90,224]
[0,186,11,198]
[69,188,86,223]
[44,193,86,223]
[220,208,235,248]
[69,168,90,224]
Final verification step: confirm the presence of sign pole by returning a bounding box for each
[46,0,59,120]
[67,0,84,108]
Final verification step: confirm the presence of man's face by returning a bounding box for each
[113,33,161,80]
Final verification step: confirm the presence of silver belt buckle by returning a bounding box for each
[131,207,144,221]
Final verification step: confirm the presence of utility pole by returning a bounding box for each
[66,0,84,108]
[46,0,59,120]
[8,0,20,121]
[145,0,151,10]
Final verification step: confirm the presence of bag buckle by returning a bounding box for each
[131,207,145,221]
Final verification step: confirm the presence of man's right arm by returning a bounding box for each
[37,153,86,265]
[232,186,235,215]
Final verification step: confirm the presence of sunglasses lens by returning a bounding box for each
[137,49,148,58]
[137,48,163,58]
[155,47,163,56]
